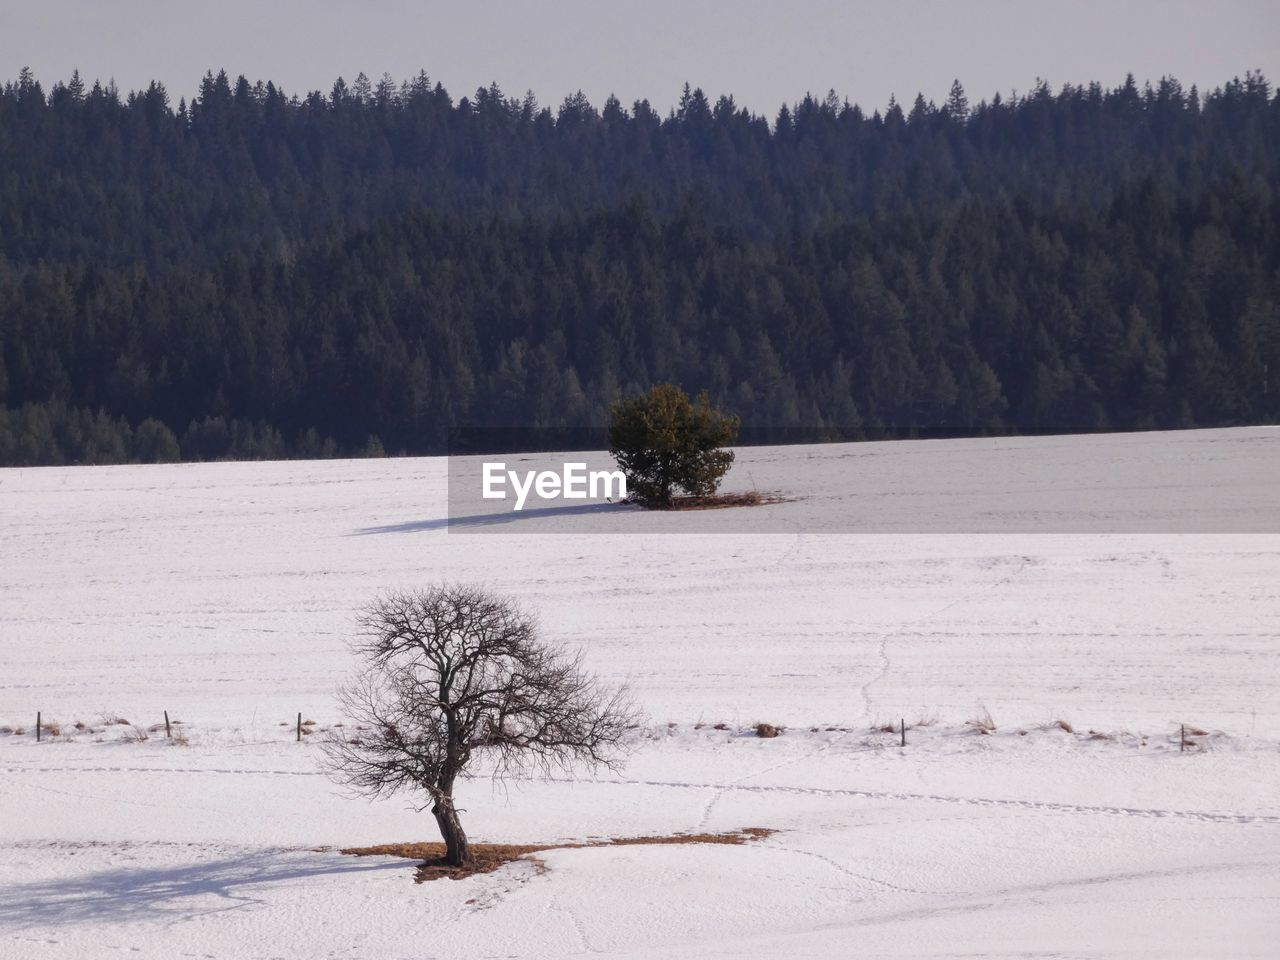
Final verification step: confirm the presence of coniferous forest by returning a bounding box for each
[0,67,1277,465]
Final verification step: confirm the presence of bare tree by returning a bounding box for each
[323,584,637,866]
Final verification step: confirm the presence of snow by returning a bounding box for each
[1,426,1278,958]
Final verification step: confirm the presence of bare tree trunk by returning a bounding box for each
[432,794,471,866]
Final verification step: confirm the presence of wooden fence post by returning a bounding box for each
[36,711,41,743]
[900,718,906,748]
[297,712,302,743]
[164,710,171,739]
[1180,723,1185,752]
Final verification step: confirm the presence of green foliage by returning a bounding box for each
[132,419,181,463]
[608,385,739,506]
[0,403,338,466]
[0,68,1277,465]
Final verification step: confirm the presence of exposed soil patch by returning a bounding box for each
[646,491,791,511]
[341,827,775,883]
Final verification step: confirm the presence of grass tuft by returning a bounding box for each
[966,705,996,735]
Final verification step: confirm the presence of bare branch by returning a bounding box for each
[322,583,640,866]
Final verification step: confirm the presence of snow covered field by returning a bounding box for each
[2,427,1278,958]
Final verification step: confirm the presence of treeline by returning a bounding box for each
[1,67,1275,269]
[0,68,1277,464]
[0,402,388,467]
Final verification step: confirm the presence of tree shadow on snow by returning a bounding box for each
[0,848,411,929]
[352,500,634,534]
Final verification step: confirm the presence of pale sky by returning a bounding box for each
[1,0,1277,114]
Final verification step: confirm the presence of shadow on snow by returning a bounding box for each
[0,848,410,928]
[352,500,635,534]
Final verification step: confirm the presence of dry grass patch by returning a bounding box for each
[966,705,996,735]
[648,491,790,511]
[1179,725,1211,750]
[342,827,775,883]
